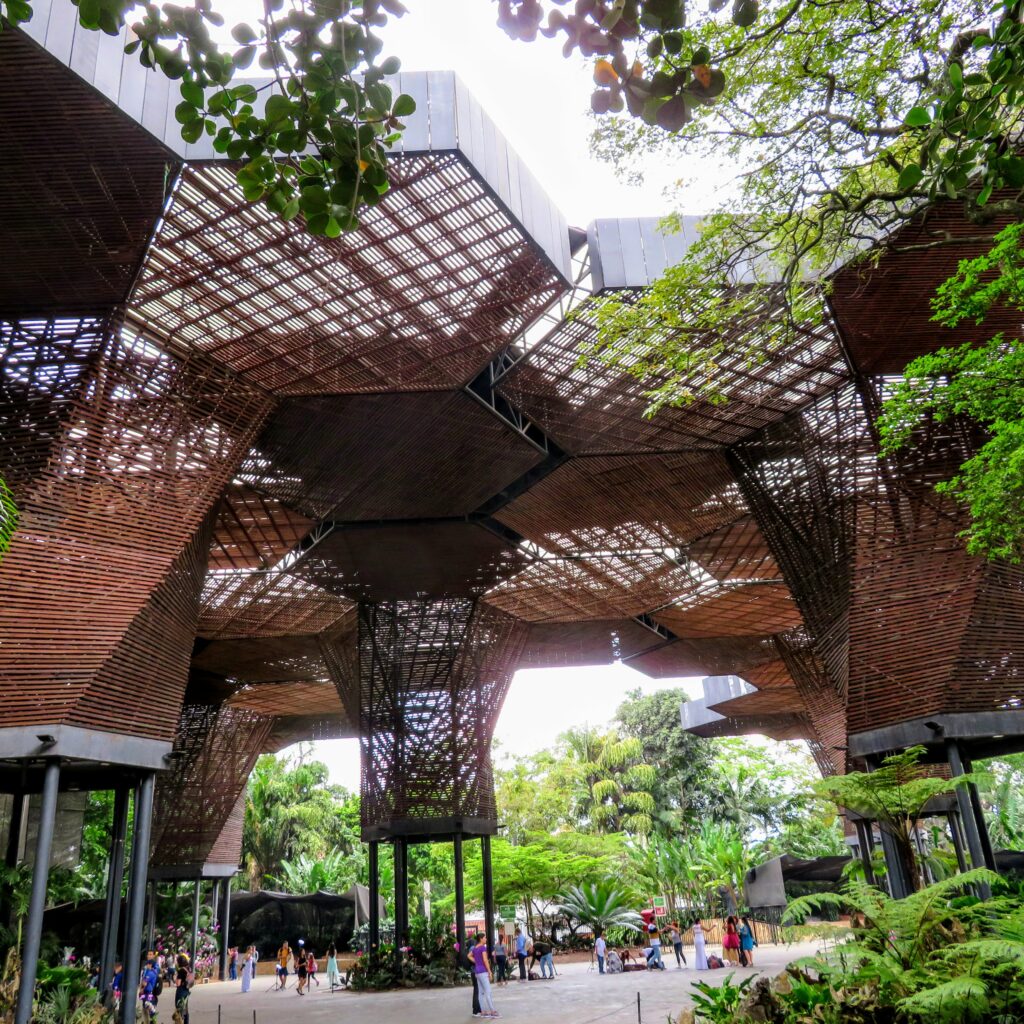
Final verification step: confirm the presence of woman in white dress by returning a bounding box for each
[692,922,708,970]
[241,946,254,993]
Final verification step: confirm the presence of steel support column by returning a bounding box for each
[481,835,495,955]
[100,786,130,995]
[853,819,875,885]
[218,879,232,981]
[122,772,155,1024]
[947,740,993,895]
[368,841,380,958]
[864,755,913,898]
[190,879,201,959]
[454,834,466,963]
[2,791,27,926]
[948,810,969,873]
[960,749,997,871]
[210,874,220,930]
[14,760,60,1024]
[144,879,157,951]
[393,840,406,973]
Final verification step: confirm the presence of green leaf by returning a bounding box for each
[691,46,711,66]
[949,60,963,92]
[180,119,204,144]
[897,164,924,190]
[380,55,401,75]
[904,106,932,127]
[264,93,292,123]
[180,80,204,107]
[392,93,416,117]
[231,21,256,44]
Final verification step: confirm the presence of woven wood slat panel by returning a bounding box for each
[0,31,174,314]
[497,291,848,455]
[150,703,275,869]
[322,599,527,838]
[130,160,565,395]
[0,318,270,739]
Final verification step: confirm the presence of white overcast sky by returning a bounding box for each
[307,666,706,791]
[207,0,734,787]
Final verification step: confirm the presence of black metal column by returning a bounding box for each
[960,748,997,871]
[481,834,495,955]
[947,740,987,867]
[453,834,466,963]
[864,755,913,897]
[144,879,157,951]
[14,760,60,1024]
[368,841,380,958]
[100,786,130,994]
[218,879,232,981]
[2,791,27,926]
[399,839,410,942]
[4,792,25,869]
[190,878,201,960]
[392,840,406,973]
[122,772,155,1024]
[210,874,220,930]
[853,819,875,885]
[948,810,969,873]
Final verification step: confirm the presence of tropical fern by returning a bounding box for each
[0,476,16,563]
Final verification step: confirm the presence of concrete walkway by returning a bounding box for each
[185,942,822,1024]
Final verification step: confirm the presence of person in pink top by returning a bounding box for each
[471,933,499,1019]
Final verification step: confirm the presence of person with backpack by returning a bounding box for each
[139,958,161,1023]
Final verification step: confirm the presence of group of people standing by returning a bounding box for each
[593,917,758,976]
[273,940,339,994]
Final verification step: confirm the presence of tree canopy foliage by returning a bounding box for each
[1,0,416,236]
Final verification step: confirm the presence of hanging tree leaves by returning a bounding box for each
[0,0,416,235]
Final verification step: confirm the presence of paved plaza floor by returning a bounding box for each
[186,941,822,1024]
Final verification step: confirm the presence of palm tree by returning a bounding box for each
[556,881,642,936]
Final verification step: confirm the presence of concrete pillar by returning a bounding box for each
[14,761,60,1024]
[122,772,156,1024]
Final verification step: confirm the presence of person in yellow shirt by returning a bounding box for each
[276,942,291,990]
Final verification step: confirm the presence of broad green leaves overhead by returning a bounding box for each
[564,0,1024,410]
[497,1,754,130]
[1,0,414,235]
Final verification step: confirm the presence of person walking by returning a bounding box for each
[594,931,607,974]
[276,941,290,990]
[326,943,340,989]
[295,946,308,995]
[667,922,686,967]
[307,950,319,987]
[646,924,665,970]
[739,917,757,966]
[493,933,509,985]
[174,955,192,1024]
[515,926,528,982]
[241,947,254,993]
[723,916,740,965]
[471,933,499,1019]
[692,922,708,971]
